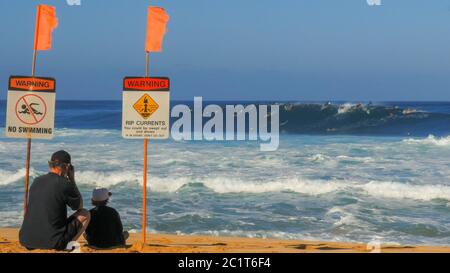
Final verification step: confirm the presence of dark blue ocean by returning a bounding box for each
[2,100,450,135]
[1,100,450,245]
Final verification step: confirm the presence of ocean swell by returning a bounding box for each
[2,171,448,202]
[278,103,450,136]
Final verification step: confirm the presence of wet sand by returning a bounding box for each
[1,228,449,253]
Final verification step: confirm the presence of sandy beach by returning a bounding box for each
[0,228,449,253]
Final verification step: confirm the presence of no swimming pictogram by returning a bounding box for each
[15,94,47,125]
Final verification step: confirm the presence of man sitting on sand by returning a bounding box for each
[19,150,90,251]
[84,187,128,248]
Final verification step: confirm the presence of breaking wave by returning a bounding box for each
[2,171,450,202]
[402,135,450,146]
[0,168,36,186]
[358,181,450,201]
[278,103,450,136]
[3,101,449,136]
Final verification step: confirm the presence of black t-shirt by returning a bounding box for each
[85,206,125,248]
[19,173,82,249]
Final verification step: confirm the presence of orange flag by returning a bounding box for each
[33,5,58,51]
[145,7,170,52]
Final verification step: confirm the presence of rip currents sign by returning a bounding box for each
[5,76,56,139]
[122,77,170,139]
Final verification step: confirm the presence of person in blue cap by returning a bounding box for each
[84,187,128,248]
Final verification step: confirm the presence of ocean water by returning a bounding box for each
[1,100,450,246]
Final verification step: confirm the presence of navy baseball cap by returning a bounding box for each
[50,150,71,164]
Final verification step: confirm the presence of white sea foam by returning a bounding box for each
[55,128,119,138]
[0,168,36,186]
[2,168,450,202]
[307,154,375,164]
[337,103,356,114]
[336,155,374,163]
[192,178,450,201]
[358,181,450,201]
[76,170,140,187]
[326,207,360,227]
[159,211,213,220]
[308,154,330,162]
[403,135,450,146]
[201,177,346,195]
[189,229,322,241]
[73,172,349,195]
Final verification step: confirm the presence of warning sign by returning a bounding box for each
[122,77,170,139]
[5,76,56,139]
[133,94,159,119]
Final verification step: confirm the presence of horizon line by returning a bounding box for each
[1,99,450,103]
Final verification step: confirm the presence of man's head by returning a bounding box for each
[91,187,111,207]
[48,150,72,176]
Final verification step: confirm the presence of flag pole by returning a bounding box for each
[25,50,36,214]
[142,51,150,244]
[141,0,150,240]
[24,6,41,216]
[24,138,31,215]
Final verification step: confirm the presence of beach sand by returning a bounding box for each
[0,228,449,253]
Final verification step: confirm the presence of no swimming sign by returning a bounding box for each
[5,76,56,140]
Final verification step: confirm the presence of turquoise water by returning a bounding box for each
[1,128,450,245]
[1,100,450,245]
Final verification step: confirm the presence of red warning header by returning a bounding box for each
[9,76,55,92]
[123,77,170,91]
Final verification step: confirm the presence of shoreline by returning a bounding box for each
[1,228,450,253]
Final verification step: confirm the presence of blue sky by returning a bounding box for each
[1,0,450,101]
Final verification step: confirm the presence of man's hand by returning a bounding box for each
[68,165,75,183]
